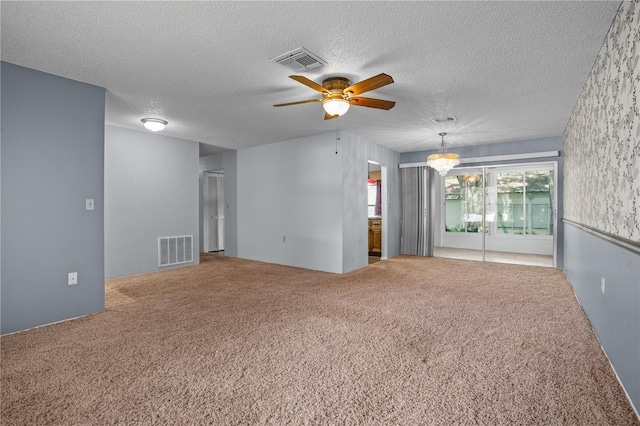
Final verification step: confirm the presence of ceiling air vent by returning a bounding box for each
[271,47,326,73]
[432,116,458,123]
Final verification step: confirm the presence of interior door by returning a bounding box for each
[207,173,225,252]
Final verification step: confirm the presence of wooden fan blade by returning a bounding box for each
[324,112,338,120]
[344,73,393,96]
[289,75,330,94]
[349,97,396,110]
[273,99,323,107]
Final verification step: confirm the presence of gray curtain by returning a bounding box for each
[401,166,433,256]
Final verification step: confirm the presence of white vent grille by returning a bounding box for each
[271,47,326,72]
[158,235,193,267]
[432,116,458,123]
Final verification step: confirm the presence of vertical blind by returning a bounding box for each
[401,166,433,256]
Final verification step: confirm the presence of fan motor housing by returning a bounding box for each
[322,77,350,94]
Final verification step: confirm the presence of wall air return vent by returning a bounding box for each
[271,47,326,72]
[158,235,193,267]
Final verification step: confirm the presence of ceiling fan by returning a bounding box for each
[273,73,396,119]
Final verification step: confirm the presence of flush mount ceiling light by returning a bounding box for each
[322,98,350,117]
[426,132,460,176]
[141,118,168,132]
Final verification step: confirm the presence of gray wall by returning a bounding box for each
[342,133,401,272]
[105,125,199,279]
[1,62,105,334]
[235,131,401,274]
[237,133,344,273]
[564,223,639,412]
[400,136,563,165]
[199,150,238,257]
[562,0,639,414]
[401,136,564,267]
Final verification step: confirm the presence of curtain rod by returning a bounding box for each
[399,150,560,168]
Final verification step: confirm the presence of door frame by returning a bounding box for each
[203,170,225,252]
[367,161,388,260]
[437,161,558,267]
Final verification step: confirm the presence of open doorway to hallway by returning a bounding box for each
[368,162,384,265]
[204,171,225,253]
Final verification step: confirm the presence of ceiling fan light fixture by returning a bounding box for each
[322,99,350,117]
[426,132,460,176]
[141,118,168,132]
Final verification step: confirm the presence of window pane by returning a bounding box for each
[367,183,377,205]
[525,170,553,235]
[496,169,553,236]
[445,174,485,233]
[463,175,484,233]
[367,183,377,217]
[497,172,524,235]
[445,176,464,232]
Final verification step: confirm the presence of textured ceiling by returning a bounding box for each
[1,1,620,154]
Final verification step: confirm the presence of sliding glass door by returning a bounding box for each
[436,162,556,267]
[441,168,486,261]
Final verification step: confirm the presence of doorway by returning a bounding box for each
[204,171,225,252]
[435,162,557,267]
[367,162,386,264]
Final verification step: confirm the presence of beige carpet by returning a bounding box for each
[2,254,638,425]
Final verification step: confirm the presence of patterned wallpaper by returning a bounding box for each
[564,0,640,243]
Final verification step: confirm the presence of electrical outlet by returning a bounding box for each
[600,277,605,294]
[68,272,78,285]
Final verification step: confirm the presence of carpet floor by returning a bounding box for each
[1,254,638,425]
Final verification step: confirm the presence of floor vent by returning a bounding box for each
[271,47,326,72]
[158,235,193,267]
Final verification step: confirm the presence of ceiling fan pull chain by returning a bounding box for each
[335,117,340,155]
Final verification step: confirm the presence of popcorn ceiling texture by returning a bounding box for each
[564,0,640,243]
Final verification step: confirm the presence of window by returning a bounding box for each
[444,166,554,237]
[368,181,377,217]
[445,174,485,233]
[496,169,553,236]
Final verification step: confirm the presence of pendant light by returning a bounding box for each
[427,132,460,176]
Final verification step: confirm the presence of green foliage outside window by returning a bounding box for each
[444,169,553,236]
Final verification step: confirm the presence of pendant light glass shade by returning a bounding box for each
[426,132,460,176]
[427,153,460,176]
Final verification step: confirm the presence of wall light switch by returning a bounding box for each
[86,198,95,211]
[68,272,78,285]
[600,277,606,294]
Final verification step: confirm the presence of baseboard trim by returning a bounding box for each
[1,312,100,337]
[569,286,640,421]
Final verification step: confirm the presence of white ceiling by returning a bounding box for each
[1,1,620,155]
